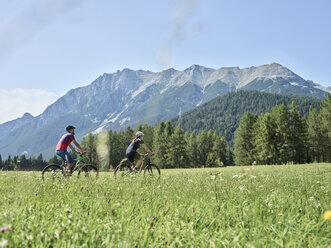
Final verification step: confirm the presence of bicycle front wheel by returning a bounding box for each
[42,164,63,180]
[144,164,160,177]
[77,164,99,178]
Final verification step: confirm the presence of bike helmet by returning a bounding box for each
[66,125,76,132]
[136,131,144,137]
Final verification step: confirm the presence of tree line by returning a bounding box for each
[234,94,331,165]
[81,121,229,171]
[171,91,321,146]
[0,153,48,171]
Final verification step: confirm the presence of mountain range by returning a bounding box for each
[0,63,329,159]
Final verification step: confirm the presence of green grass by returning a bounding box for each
[0,164,330,247]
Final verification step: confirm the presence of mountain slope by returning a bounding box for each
[0,63,328,158]
[171,91,322,145]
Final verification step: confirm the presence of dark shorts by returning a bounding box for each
[56,150,74,164]
[126,152,141,163]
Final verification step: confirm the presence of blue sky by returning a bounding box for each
[0,0,330,124]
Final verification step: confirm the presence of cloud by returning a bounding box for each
[157,0,202,68]
[0,88,58,124]
[0,0,85,65]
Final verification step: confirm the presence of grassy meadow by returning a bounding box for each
[0,164,330,247]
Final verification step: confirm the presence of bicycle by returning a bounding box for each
[114,153,160,177]
[42,152,98,179]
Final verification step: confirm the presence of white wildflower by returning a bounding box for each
[0,240,8,248]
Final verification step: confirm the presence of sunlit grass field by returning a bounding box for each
[0,164,330,247]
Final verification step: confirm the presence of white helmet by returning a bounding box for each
[136,131,144,137]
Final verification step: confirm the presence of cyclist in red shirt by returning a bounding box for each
[56,125,85,174]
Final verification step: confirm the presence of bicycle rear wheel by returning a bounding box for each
[114,161,132,177]
[144,164,160,177]
[77,164,98,178]
[42,164,63,180]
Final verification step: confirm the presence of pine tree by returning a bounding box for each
[185,132,199,167]
[288,101,308,163]
[307,107,323,162]
[107,130,123,169]
[135,124,143,132]
[141,124,154,149]
[271,104,291,164]
[219,136,228,165]
[167,125,188,168]
[211,132,228,166]
[234,112,257,165]
[254,113,277,165]
[84,132,99,165]
[153,122,168,168]
[36,154,46,170]
[197,130,210,167]
[18,154,29,170]
[319,94,331,162]
[49,155,61,165]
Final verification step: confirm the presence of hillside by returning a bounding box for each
[171,91,322,145]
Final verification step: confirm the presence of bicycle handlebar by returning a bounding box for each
[140,153,153,157]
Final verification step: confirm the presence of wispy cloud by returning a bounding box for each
[157,0,202,68]
[0,0,85,65]
[0,88,58,124]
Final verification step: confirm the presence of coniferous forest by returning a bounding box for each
[0,92,330,170]
[234,94,331,165]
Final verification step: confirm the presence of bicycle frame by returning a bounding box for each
[137,153,151,172]
[60,153,85,171]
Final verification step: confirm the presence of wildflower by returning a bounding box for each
[0,240,8,247]
[67,215,72,220]
[0,225,13,233]
[65,208,70,213]
[322,210,331,220]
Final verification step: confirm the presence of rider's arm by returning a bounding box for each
[68,144,78,153]
[72,140,85,153]
[142,144,153,155]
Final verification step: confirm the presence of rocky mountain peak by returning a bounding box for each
[22,113,34,119]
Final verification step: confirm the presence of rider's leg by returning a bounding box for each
[135,156,143,172]
[64,151,75,175]
[65,161,75,173]
[130,160,136,169]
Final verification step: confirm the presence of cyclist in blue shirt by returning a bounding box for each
[126,131,153,171]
